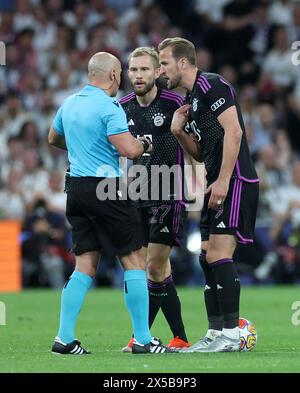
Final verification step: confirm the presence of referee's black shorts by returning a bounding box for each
[200,178,259,244]
[65,177,142,257]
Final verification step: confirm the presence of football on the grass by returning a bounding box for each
[239,318,257,351]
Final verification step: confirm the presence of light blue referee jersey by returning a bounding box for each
[53,84,128,177]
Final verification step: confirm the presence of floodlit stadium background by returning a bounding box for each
[1,0,300,291]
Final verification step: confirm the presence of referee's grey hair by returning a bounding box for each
[128,47,159,68]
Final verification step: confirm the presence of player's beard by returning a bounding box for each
[133,79,155,96]
[167,73,181,90]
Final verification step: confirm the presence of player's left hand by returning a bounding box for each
[206,178,230,210]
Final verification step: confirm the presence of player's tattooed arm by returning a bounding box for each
[171,105,203,162]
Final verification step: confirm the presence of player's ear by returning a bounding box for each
[179,58,187,70]
[154,67,161,80]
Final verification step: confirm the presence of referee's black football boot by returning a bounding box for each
[51,336,91,355]
[132,337,178,354]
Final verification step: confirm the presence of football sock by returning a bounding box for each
[199,251,223,331]
[210,258,240,329]
[148,278,166,328]
[57,270,93,344]
[124,270,152,345]
[161,275,188,342]
[222,327,240,340]
[206,329,222,340]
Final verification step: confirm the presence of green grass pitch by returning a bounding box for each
[0,287,300,373]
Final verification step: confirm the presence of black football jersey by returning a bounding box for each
[185,71,258,186]
[120,89,185,207]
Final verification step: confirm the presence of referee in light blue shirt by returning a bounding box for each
[48,52,173,355]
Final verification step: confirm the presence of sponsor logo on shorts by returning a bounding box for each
[217,221,226,228]
[160,226,170,233]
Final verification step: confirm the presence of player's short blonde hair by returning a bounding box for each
[128,47,159,68]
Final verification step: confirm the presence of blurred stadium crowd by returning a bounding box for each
[1,0,300,287]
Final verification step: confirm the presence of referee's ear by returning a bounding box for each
[110,69,116,82]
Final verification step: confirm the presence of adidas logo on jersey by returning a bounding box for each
[217,221,226,228]
[128,119,135,126]
[160,226,169,233]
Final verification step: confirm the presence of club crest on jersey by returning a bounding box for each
[152,113,166,126]
[192,98,198,112]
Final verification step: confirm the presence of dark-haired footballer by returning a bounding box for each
[159,37,259,353]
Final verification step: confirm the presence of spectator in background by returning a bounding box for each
[0,44,21,93]
[251,104,276,155]
[122,19,149,64]
[19,69,41,111]
[0,168,25,220]
[45,170,67,215]
[102,7,127,52]
[33,90,57,139]
[273,129,294,171]
[248,1,273,66]
[255,144,292,255]
[196,47,212,72]
[287,1,300,42]
[0,112,8,162]
[32,5,56,55]
[63,1,90,50]
[262,25,296,90]
[45,0,65,24]
[255,160,300,283]
[269,0,293,27]
[0,91,33,138]
[0,136,24,183]
[47,23,75,72]
[145,4,170,47]
[18,120,40,148]
[16,28,38,70]
[0,11,16,43]
[20,147,49,207]
[220,63,238,83]
[22,198,69,288]
[13,0,35,32]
